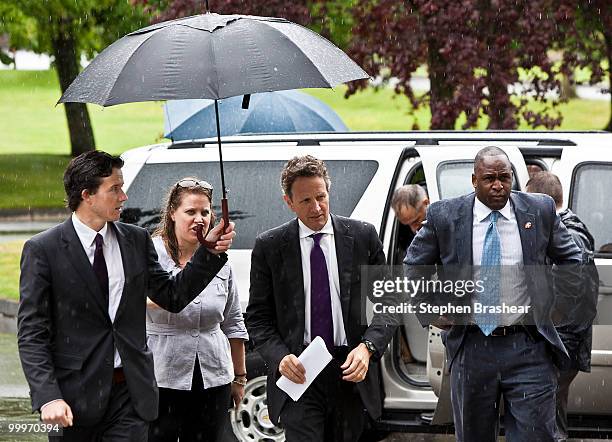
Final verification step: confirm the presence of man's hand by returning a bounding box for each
[146,297,160,309]
[41,400,73,427]
[205,219,236,254]
[278,354,306,384]
[341,343,371,383]
[432,315,453,330]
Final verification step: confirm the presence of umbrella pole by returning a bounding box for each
[215,99,230,229]
[196,99,229,247]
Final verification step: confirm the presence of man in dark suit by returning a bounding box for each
[18,151,235,441]
[246,155,396,441]
[405,146,582,441]
[526,171,598,442]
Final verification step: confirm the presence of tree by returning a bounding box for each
[347,0,567,130]
[137,0,312,25]
[135,0,356,49]
[554,0,612,131]
[0,1,149,156]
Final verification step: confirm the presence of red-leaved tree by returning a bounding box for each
[134,0,312,26]
[347,0,565,130]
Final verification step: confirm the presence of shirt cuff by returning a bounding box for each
[40,399,63,413]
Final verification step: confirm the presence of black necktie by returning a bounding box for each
[93,233,109,304]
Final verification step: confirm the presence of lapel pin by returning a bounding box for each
[524,222,532,229]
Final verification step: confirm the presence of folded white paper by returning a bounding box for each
[276,336,333,401]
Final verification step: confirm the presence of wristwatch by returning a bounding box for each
[362,339,376,356]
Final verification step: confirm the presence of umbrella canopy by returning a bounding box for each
[59,11,368,246]
[58,13,368,106]
[164,90,348,141]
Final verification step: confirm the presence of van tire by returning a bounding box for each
[223,350,285,442]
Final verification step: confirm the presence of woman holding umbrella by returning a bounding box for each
[146,177,248,441]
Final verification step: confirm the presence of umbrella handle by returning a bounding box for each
[196,197,230,248]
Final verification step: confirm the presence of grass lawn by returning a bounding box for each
[0,154,69,209]
[0,70,164,156]
[0,240,23,300]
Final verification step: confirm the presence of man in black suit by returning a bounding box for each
[246,155,396,441]
[405,146,582,441]
[18,151,235,441]
[526,171,598,442]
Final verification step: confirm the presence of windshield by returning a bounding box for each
[121,160,378,249]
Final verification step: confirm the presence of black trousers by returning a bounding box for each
[279,356,367,442]
[148,361,231,442]
[49,381,148,442]
[555,368,579,442]
[450,329,557,442]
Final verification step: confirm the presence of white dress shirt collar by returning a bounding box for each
[474,196,513,223]
[297,216,334,239]
[72,212,110,246]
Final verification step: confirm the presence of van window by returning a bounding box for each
[570,162,612,254]
[121,160,378,249]
[437,161,519,199]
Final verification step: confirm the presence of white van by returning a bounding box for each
[120,131,612,441]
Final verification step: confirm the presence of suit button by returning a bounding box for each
[105,358,112,366]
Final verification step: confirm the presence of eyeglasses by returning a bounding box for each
[175,179,213,193]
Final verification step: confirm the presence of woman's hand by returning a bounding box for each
[231,378,245,409]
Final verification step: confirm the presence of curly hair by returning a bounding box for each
[153,177,215,266]
[280,155,331,198]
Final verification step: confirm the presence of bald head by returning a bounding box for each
[474,146,511,172]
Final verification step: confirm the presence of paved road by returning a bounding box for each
[383,435,604,441]
[0,234,29,245]
[0,221,58,236]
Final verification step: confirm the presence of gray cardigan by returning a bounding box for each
[146,236,248,390]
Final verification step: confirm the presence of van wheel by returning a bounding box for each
[229,375,285,442]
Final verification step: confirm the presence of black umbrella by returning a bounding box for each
[59,9,368,245]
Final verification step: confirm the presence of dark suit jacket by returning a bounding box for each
[404,191,582,370]
[18,218,227,426]
[246,214,396,424]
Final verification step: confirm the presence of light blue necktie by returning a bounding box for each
[476,211,501,336]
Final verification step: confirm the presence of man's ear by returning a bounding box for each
[283,194,294,211]
[81,189,91,204]
[471,174,477,188]
[423,198,430,207]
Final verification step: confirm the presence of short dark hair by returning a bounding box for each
[526,171,563,207]
[280,155,331,198]
[63,150,124,211]
[474,146,510,172]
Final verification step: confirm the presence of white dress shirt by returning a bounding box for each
[298,217,347,346]
[72,213,125,367]
[472,197,529,325]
